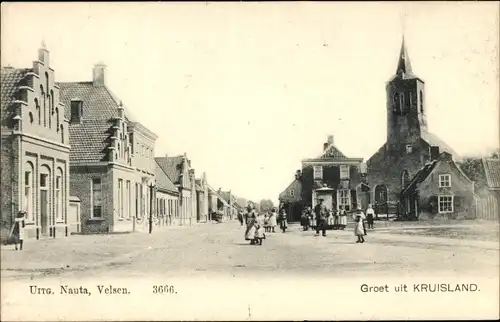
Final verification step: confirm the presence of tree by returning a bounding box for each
[259,199,274,212]
[458,157,487,189]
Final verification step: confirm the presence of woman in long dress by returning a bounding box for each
[268,208,277,233]
[244,204,258,244]
[12,212,26,251]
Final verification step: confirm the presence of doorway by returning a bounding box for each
[374,185,388,215]
[40,190,49,236]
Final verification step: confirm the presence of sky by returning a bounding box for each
[1,2,499,204]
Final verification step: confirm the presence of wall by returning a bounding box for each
[70,165,112,234]
[111,164,136,232]
[0,135,16,242]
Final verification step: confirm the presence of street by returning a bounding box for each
[2,221,499,320]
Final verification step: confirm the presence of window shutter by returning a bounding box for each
[454,196,463,212]
[351,189,357,209]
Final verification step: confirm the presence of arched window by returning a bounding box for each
[35,98,40,125]
[401,170,410,190]
[55,108,60,131]
[47,93,51,129]
[40,85,46,127]
[419,90,424,113]
[60,124,64,143]
[50,89,54,113]
[24,161,35,221]
[55,167,64,222]
[393,92,400,113]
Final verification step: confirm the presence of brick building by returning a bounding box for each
[195,172,209,223]
[58,63,158,234]
[1,44,71,241]
[401,149,474,219]
[155,154,197,226]
[301,135,366,216]
[366,38,460,213]
[278,170,303,221]
[155,160,180,227]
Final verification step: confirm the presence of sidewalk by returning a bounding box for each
[1,221,222,273]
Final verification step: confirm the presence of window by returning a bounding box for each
[35,98,41,125]
[50,89,54,113]
[337,189,351,211]
[70,100,82,123]
[406,144,413,154]
[340,165,350,179]
[406,92,412,111]
[126,181,131,219]
[439,174,451,188]
[313,166,323,180]
[60,125,64,143]
[118,179,123,219]
[24,163,34,221]
[420,90,424,113]
[135,183,139,218]
[91,178,102,218]
[55,108,60,130]
[289,189,295,197]
[399,93,404,114]
[29,112,34,124]
[55,172,62,221]
[438,195,453,213]
[40,173,48,188]
[48,94,51,129]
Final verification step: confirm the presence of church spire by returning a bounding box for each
[396,36,413,75]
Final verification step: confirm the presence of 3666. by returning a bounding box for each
[152,285,176,294]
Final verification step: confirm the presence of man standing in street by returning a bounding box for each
[314,198,328,237]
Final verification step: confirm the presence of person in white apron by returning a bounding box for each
[338,206,347,230]
[12,212,26,251]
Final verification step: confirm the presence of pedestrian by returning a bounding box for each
[304,206,312,231]
[244,203,258,245]
[333,209,339,230]
[237,210,244,226]
[268,208,277,233]
[353,206,367,241]
[11,212,26,251]
[278,208,288,233]
[338,206,347,230]
[300,209,308,231]
[354,213,365,243]
[314,198,328,237]
[327,210,334,229]
[264,213,270,232]
[366,204,375,229]
[254,212,266,246]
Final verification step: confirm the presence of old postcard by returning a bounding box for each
[1,1,499,321]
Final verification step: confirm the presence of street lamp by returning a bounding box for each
[148,180,156,234]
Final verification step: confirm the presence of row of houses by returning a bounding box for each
[279,38,500,221]
[0,44,246,241]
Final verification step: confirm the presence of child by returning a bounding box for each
[354,215,365,243]
[264,213,270,233]
[254,213,266,245]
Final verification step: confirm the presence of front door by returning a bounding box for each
[374,185,388,214]
[40,190,49,236]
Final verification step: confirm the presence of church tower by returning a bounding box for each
[386,37,427,156]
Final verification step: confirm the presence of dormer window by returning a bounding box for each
[70,100,83,124]
[406,144,413,154]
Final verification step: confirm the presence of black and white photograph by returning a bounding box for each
[1,2,499,320]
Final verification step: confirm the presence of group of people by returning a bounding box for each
[299,198,376,243]
[238,204,288,246]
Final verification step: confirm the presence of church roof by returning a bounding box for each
[421,131,461,162]
[387,37,421,82]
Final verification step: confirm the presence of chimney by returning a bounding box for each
[295,170,302,180]
[327,135,334,145]
[323,142,329,151]
[38,41,49,65]
[93,63,107,86]
[430,146,440,161]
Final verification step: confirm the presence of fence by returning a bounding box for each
[475,194,499,220]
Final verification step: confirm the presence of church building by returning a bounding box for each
[366,38,460,214]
